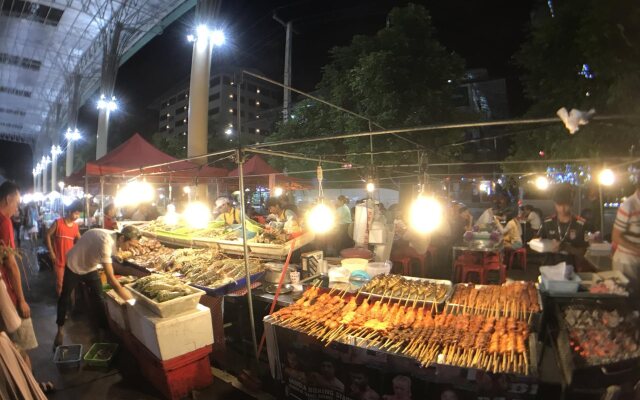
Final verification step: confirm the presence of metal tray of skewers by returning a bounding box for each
[445,282,543,332]
[552,297,640,388]
[358,274,454,306]
[267,287,537,377]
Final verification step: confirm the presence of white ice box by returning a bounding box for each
[126,302,214,361]
[105,290,130,331]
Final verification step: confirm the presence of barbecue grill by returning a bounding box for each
[552,298,640,389]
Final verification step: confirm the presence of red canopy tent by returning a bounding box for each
[227,155,308,190]
[67,133,228,185]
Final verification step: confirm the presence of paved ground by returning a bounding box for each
[16,242,260,400]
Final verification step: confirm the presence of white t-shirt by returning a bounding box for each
[66,229,116,275]
[614,192,640,257]
[527,211,542,230]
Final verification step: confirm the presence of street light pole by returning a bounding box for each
[273,14,296,121]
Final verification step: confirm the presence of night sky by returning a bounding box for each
[1,0,534,189]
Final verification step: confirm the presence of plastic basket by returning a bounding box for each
[53,344,83,370]
[84,343,119,368]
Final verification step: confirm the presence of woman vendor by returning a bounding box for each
[214,197,241,225]
[266,197,297,230]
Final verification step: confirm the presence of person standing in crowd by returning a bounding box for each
[536,184,588,267]
[476,191,514,228]
[335,195,354,253]
[214,197,241,225]
[24,202,39,247]
[10,205,21,248]
[611,177,640,293]
[54,226,139,347]
[0,182,38,370]
[521,205,542,230]
[103,203,118,230]
[45,201,82,297]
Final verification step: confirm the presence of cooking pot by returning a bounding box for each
[264,263,291,284]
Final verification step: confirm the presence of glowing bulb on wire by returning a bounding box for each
[598,169,615,186]
[366,182,375,193]
[535,176,549,191]
[409,195,442,234]
[184,202,210,229]
[307,203,334,234]
[273,187,283,197]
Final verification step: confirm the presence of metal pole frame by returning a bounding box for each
[100,177,105,229]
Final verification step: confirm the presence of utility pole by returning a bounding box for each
[273,14,296,122]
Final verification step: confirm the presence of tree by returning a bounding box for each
[266,4,472,180]
[508,0,640,168]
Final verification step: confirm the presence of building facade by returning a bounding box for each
[153,66,282,149]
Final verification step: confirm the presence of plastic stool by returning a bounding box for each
[508,247,527,271]
[484,263,507,284]
[458,264,486,283]
[391,256,412,275]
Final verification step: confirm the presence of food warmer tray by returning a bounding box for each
[265,316,539,378]
[445,282,544,332]
[359,276,454,306]
[552,297,640,388]
[190,270,266,296]
[203,231,315,259]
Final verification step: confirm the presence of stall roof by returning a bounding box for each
[67,133,227,183]
[227,155,280,177]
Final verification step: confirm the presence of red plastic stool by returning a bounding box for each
[508,247,527,271]
[391,256,412,275]
[458,264,486,283]
[484,263,507,284]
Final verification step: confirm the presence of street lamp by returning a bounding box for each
[187,25,226,46]
[65,128,81,141]
[51,145,63,193]
[97,94,117,111]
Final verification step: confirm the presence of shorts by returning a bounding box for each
[8,317,38,351]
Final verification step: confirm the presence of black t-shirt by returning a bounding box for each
[537,215,587,265]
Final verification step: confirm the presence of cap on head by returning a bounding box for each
[215,197,230,208]
[552,183,574,205]
[119,225,141,241]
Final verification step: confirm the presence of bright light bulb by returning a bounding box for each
[114,180,154,207]
[164,204,179,226]
[366,182,375,193]
[409,195,443,234]
[535,176,549,190]
[184,202,210,229]
[598,169,615,186]
[210,29,225,46]
[274,187,283,197]
[183,186,191,194]
[307,203,335,234]
[58,181,65,190]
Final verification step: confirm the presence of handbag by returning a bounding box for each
[0,278,21,333]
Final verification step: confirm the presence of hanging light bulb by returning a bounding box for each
[409,195,442,234]
[307,203,335,234]
[273,187,283,197]
[535,176,549,191]
[164,204,179,226]
[366,181,375,193]
[598,169,615,186]
[184,201,210,229]
[307,165,335,234]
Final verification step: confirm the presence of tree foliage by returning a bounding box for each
[267,4,471,179]
[508,0,640,168]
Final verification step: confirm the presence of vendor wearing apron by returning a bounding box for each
[537,184,588,268]
[266,197,297,230]
[214,197,241,225]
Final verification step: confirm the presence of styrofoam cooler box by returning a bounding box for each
[105,290,130,331]
[126,302,214,361]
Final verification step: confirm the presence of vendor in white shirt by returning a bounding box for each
[54,226,141,347]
